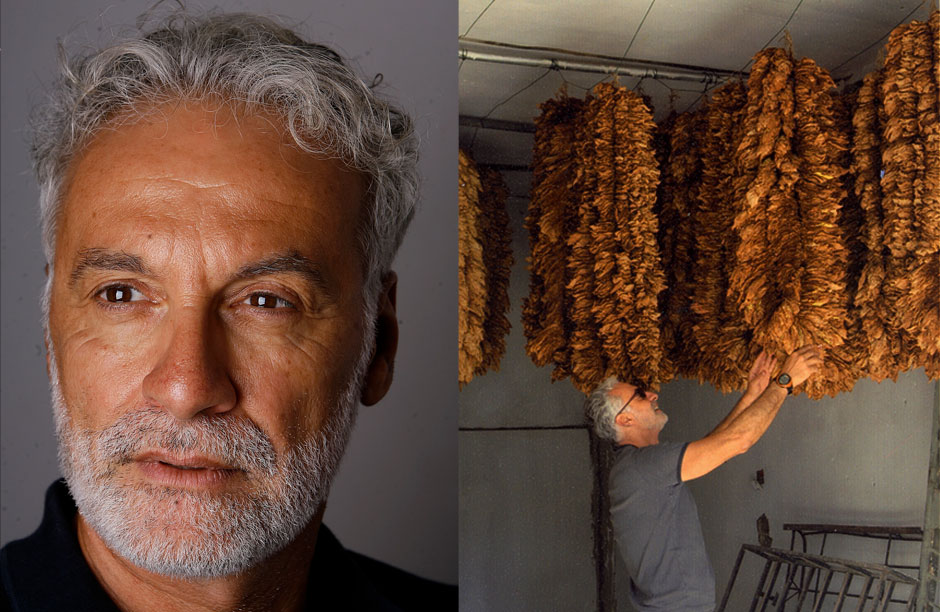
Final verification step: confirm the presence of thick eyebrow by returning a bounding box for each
[235,251,333,299]
[69,248,152,287]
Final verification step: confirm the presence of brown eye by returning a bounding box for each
[100,285,143,303]
[245,293,294,309]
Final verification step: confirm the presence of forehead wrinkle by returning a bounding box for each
[119,178,314,222]
[133,176,235,191]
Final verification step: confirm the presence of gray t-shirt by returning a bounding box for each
[609,441,715,612]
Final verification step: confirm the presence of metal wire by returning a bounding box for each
[468,67,553,149]
[590,0,658,88]
[682,0,806,114]
[830,0,927,76]
[462,0,497,37]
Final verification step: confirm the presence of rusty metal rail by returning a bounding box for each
[717,545,918,612]
[783,524,924,572]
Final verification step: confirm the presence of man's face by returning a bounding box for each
[612,383,666,432]
[47,102,373,577]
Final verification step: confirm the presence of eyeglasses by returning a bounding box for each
[615,386,647,418]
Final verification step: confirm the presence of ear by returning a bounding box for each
[360,272,399,406]
[615,410,633,429]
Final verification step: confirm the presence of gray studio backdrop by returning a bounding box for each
[0,0,456,583]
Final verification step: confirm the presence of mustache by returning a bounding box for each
[92,408,277,474]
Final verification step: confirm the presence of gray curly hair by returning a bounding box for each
[32,11,419,313]
[584,376,624,443]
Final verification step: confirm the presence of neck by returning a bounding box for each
[618,430,660,448]
[76,505,325,612]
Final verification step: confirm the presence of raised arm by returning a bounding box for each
[708,350,777,437]
[680,345,823,482]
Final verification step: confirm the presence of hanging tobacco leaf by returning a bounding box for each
[458,149,487,385]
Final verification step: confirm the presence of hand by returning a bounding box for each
[779,345,824,387]
[745,349,777,398]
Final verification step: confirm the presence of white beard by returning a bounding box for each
[48,324,372,579]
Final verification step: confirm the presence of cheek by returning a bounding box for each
[49,281,163,429]
[226,324,364,445]
[54,330,152,430]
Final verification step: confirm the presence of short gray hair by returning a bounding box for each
[584,376,623,443]
[31,11,419,309]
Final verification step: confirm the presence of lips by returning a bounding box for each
[136,451,235,470]
[134,451,241,488]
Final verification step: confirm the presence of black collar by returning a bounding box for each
[0,480,450,611]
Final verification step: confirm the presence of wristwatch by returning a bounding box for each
[775,373,793,394]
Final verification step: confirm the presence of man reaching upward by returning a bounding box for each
[586,346,823,611]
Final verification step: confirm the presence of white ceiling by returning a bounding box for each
[458,0,934,171]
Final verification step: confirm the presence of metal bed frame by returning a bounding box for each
[717,524,923,611]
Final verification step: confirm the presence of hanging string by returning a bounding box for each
[830,0,926,76]
[589,0,657,89]
[667,88,679,115]
[479,67,553,120]
[680,74,718,115]
[649,77,671,93]
[469,67,554,149]
[676,0,807,116]
[678,0,805,115]
[548,57,595,93]
[557,70,592,93]
[738,0,806,74]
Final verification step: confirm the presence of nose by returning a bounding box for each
[648,391,659,402]
[142,307,236,420]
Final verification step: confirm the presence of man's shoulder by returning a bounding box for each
[307,526,456,611]
[345,548,457,610]
[1,480,120,612]
[614,441,687,469]
[611,441,688,490]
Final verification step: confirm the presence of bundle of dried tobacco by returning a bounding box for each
[658,110,704,381]
[526,83,666,393]
[691,81,753,392]
[458,149,487,385]
[880,15,940,378]
[524,94,584,381]
[476,167,514,378]
[459,149,513,386]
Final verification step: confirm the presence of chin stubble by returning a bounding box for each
[47,315,373,579]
